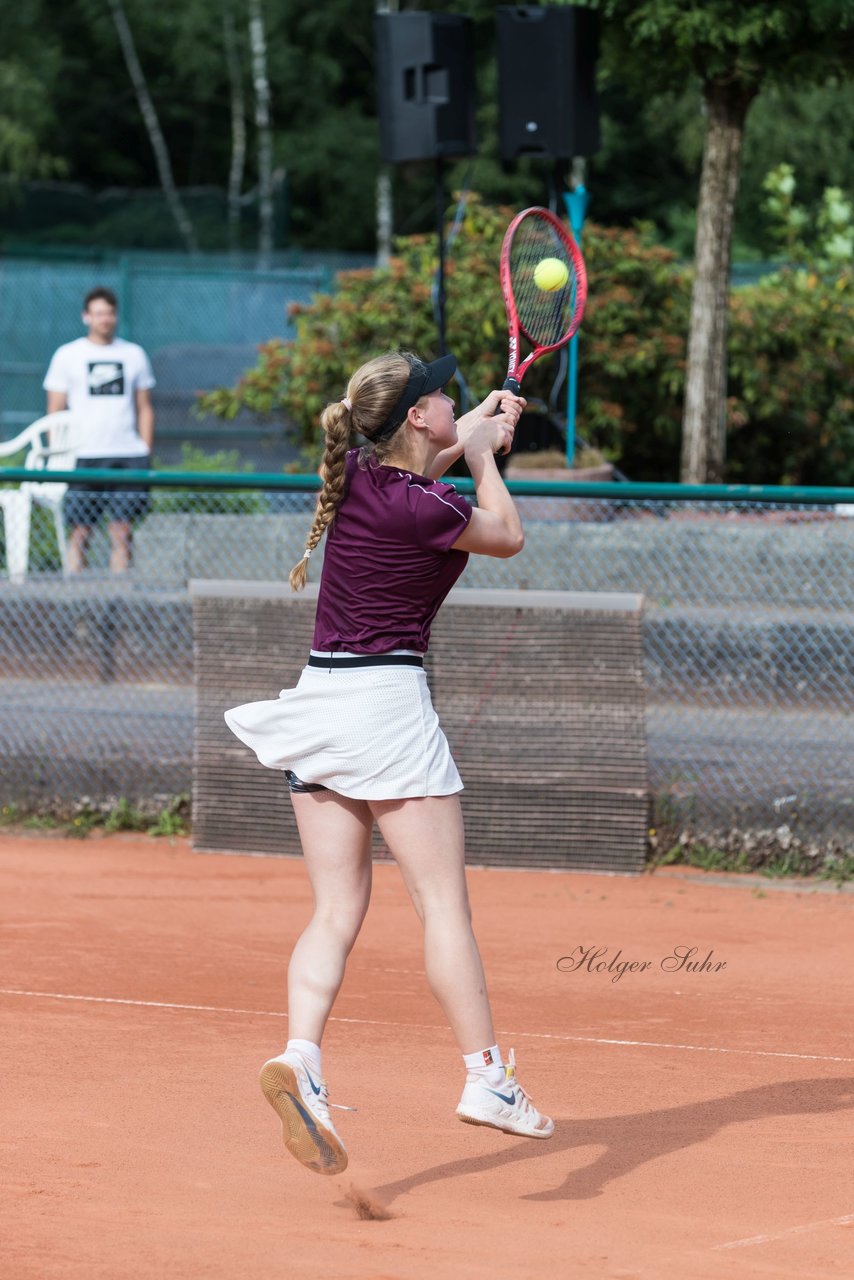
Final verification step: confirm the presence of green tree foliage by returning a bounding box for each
[726,165,854,484]
[737,79,854,257]
[727,269,854,484]
[584,74,854,261]
[762,163,854,269]
[48,0,234,189]
[588,0,854,481]
[596,0,854,86]
[0,63,64,187]
[200,192,854,485]
[200,196,690,476]
[0,2,65,190]
[3,0,854,260]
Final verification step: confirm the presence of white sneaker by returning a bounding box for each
[259,1051,349,1175]
[456,1048,554,1138]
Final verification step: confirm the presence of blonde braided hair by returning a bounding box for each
[289,351,416,590]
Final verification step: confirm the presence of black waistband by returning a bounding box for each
[307,653,424,670]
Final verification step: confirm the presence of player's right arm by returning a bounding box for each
[46,390,68,413]
[451,397,524,559]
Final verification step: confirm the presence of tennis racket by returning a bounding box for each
[499,205,587,398]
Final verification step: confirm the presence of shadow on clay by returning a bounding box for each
[367,1076,854,1207]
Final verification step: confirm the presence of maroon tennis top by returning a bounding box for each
[312,450,472,653]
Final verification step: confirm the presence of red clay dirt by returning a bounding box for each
[1,832,852,1280]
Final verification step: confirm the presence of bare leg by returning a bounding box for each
[369,794,496,1054]
[68,525,90,573]
[286,789,374,1045]
[108,519,131,573]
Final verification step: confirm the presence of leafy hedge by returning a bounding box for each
[200,194,854,484]
[727,271,854,484]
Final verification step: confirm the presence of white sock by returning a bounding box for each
[463,1045,505,1086]
[285,1038,322,1076]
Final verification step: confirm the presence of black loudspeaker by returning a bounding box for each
[374,12,476,164]
[497,6,600,160]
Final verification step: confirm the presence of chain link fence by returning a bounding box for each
[1,471,853,860]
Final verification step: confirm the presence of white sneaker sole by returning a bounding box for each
[456,1106,554,1139]
[260,1059,348,1175]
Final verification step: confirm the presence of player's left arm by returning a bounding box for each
[426,391,525,480]
[426,441,465,480]
[135,387,155,452]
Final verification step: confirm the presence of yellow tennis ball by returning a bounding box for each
[533,257,569,291]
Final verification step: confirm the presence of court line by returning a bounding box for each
[1,988,852,1064]
[0,989,291,1019]
[714,1212,854,1250]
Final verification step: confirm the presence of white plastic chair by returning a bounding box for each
[0,411,77,582]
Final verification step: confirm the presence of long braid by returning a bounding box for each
[288,351,413,590]
[289,403,352,590]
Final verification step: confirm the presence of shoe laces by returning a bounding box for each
[297,1062,357,1115]
[315,1083,357,1115]
[505,1048,536,1112]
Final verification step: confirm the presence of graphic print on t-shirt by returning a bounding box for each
[87,361,125,396]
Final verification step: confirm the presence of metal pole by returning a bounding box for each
[435,156,447,355]
[118,254,132,339]
[563,166,589,468]
[375,0,396,269]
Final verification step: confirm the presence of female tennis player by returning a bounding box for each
[225,350,554,1175]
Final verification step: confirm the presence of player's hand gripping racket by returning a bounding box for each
[499,205,587,398]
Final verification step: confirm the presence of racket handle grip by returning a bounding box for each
[493,378,521,455]
[491,377,522,416]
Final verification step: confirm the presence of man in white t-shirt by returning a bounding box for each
[44,286,156,573]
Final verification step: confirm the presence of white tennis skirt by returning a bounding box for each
[224,651,462,801]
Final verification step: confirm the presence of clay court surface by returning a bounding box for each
[1,833,852,1280]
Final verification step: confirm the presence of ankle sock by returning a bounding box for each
[285,1038,322,1076]
[463,1045,505,1086]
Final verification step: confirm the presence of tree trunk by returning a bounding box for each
[376,170,393,268]
[107,0,198,254]
[374,0,397,267]
[222,4,247,254]
[248,0,274,261]
[680,80,756,483]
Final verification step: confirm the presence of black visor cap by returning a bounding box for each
[418,353,457,396]
[375,353,457,440]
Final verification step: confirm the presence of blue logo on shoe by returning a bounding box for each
[303,1068,323,1096]
[487,1088,517,1105]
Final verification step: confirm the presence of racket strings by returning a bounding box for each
[509,218,580,348]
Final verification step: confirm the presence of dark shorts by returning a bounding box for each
[64,456,151,527]
[284,770,328,794]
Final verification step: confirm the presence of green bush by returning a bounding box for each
[727,269,854,484]
[726,165,854,484]
[199,195,690,476]
[579,221,689,477]
[151,444,267,514]
[198,194,854,483]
